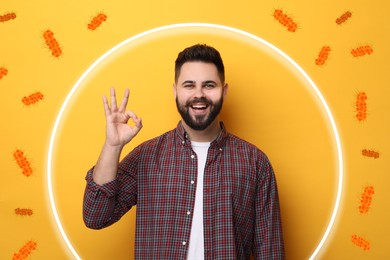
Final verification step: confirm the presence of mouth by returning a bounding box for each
[189,102,209,116]
[190,103,208,110]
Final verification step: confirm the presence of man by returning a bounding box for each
[83,44,285,259]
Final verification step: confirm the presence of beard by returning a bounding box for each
[176,96,223,131]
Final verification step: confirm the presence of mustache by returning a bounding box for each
[186,97,212,107]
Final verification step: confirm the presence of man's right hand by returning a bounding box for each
[103,87,143,149]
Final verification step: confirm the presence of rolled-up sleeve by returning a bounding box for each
[83,147,139,229]
[83,168,121,229]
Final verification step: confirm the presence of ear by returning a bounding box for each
[223,83,228,98]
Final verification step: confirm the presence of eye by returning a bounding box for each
[204,83,215,89]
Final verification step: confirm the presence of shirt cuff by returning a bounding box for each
[85,167,118,198]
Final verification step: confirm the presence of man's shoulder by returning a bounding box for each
[225,132,269,159]
[226,132,259,150]
[139,128,177,148]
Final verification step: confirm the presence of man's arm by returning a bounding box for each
[253,157,285,259]
[83,88,142,229]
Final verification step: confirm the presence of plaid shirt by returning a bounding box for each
[83,122,285,259]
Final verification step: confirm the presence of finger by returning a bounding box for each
[126,111,143,128]
[102,95,111,117]
[118,88,130,112]
[134,117,143,129]
[110,87,118,110]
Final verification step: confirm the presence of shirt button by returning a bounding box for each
[187,211,191,215]
[219,148,223,152]
[191,180,195,185]
[182,141,185,145]
[191,154,195,159]
[182,241,186,246]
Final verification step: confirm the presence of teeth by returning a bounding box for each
[192,105,206,109]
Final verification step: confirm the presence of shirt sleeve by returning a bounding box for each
[253,155,285,259]
[83,148,139,229]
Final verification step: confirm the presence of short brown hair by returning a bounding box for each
[175,44,225,83]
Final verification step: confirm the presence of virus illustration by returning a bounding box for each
[351,234,370,251]
[358,185,374,214]
[22,92,44,106]
[273,9,298,32]
[12,240,38,260]
[0,66,8,79]
[43,30,62,57]
[0,12,17,23]
[88,12,107,30]
[315,46,331,66]
[355,91,367,122]
[351,45,373,57]
[361,149,380,159]
[15,208,34,216]
[336,11,352,25]
[13,149,33,177]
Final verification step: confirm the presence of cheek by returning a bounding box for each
[208,91,224,102]
[176,91,192,102]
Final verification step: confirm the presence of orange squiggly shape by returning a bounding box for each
[336,11,352,25]
[22,92,44,106]
[15,208,34,216]
[362,149,380,159]
[88,13,107,30]
[43,30,62,57]
[0,12,16,22]
[315,46,331,66]
[273,9,298,32]
[359,185,374,214]
[12,240,38,260]
[0,66,8,79]
[355,92,367,122]
[351,234,370,251]
[13,149,33,177]
[351,45,373,57]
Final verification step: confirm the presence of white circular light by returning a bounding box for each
[47,23,343,260]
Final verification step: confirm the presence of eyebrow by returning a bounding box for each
[181,80,217,85]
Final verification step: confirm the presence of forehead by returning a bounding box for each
[177,62,221,83]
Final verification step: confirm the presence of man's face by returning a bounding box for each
[174,61,228,131]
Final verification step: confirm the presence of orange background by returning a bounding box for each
[1,1,389,259]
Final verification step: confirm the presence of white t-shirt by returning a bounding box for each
[187,141,210,260]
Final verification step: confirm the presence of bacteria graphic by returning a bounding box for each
[351,234,370,251]
[358,185,374,214]
[12,240,38,260]
[88,12,107,30]
[43,30,62,57]
[13,149,33,177]
[22,91,44,106]
[273,9,298,32]
[0,12,16,23]
[336,11,352,25]
[15,208,34,216]
[0,66,8,79]
[351,45,373,57]
[361,149,380,159]
[315,46,331,66]
[355,91,367,122]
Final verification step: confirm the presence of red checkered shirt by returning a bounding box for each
[83,122,285,259]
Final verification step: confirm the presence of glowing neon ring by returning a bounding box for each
[47,23,343,260]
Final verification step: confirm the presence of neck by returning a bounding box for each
[182,119,221,142]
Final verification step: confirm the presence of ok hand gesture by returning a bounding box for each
[103,88,142,148]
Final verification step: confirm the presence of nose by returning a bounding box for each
[193,85,204,98]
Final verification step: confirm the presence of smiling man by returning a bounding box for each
[83,44,285,259]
